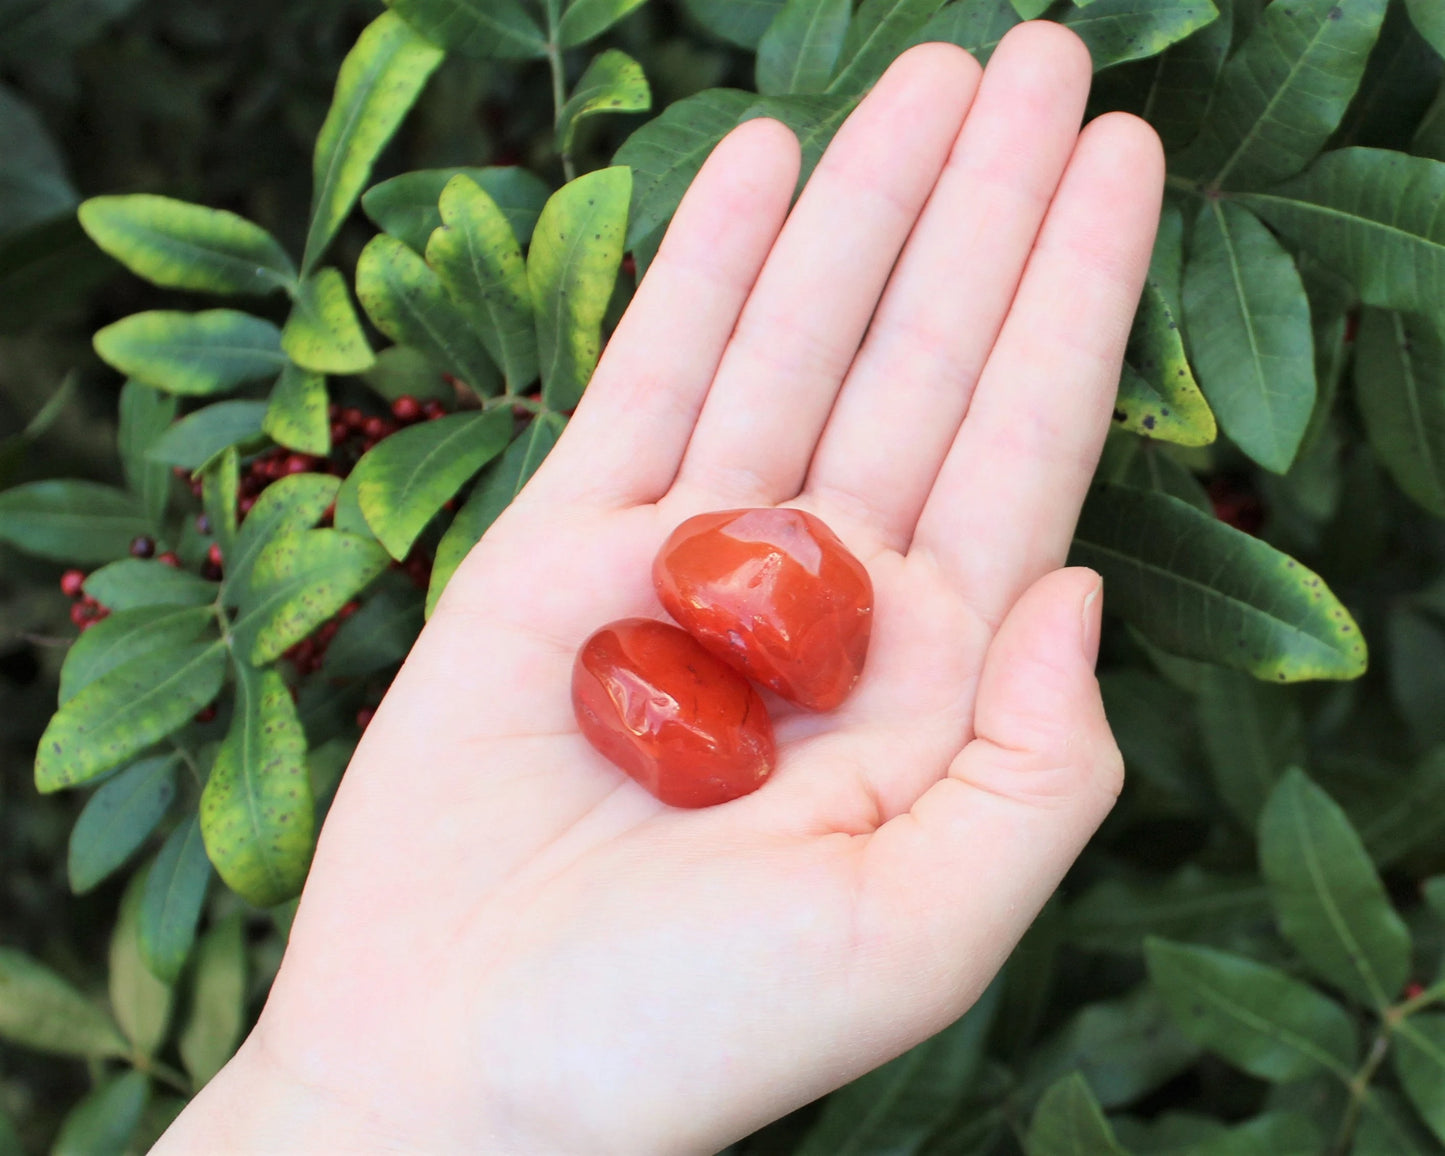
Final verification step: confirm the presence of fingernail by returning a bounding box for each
[1081,575,1103,668]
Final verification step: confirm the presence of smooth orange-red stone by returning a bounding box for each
[653,508,873,712]
[571,618,775,808]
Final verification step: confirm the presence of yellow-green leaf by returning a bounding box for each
[1113,280,1216,446]
[59,606,216,706]
[78,194,297,296]
[263,363,331,457]
[555,50,651,154]
[282,267,375,374]
[233,530,389,665]
[354,410,513,560]
[529,166,631,410]
[356,232,499,394]
[201,663,315,908]
[0,947,127,1059]
[428,175,537,390]
[94,310,286,396]
[222,473,341,610]
[109,868,173,1059]
[303,11,445,273]
[383,0,547,59]
[36,639,228,793]
[178,913,247,1089]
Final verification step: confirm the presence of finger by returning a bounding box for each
[855,568,1121,1030]
[912,113,1164,624]
[672,43,981,508]
[804,23,1093,550]
[528,118,801,509]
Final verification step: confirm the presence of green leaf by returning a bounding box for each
[1182,200,1315,473]
[77,194,296,297]
[362,166,551,253]
[139,815,212,983]
[680,0,785,48]
[1069,485,1366,682]
[118,381,177,528]
[1259,767,1411,1008]
[556,50,651,154]
[1113,280,1216,445]
[741,92,856,183]
[94,310,286,396]
[1011,0,1049,18]
[1354,1088,1436,1156]
[324,586,424,678]
[362,346,456,404]
[1195,666,1303,827]
[281,268,375,374]
[50,1070,149,1156]
[529,166,631,411]
[1407,0,1445,59]
[827,0,947,96]
[1175,0,1387,189]
[794,979,1001,1156]
[1138,0,1235,152]
[223,473,341,609]
[233,530,389,665]
[0,85,76,233]
[0,214,115,337]
[757,0,852,95]
[1024,1073,1127,1156]
[1145,937,1357,1081]
[1101,669,1203,809]
[201,662,315,908]
[145,400,269,469]
[383,0,546,59]
[178,912,246,1089]
[109,868,173,1058]
[427,175,538,390]
[0,1109,17,1156]
[613,88,757,248]
[559,0,648,46]
[0,479,149,563]
[262,363,331,457]
[1066,867,1270,956]
[59,605,216,705]
[68,755,178,894]
[1237,148,1445,327]
[37,638,227,793]
[356,232,499,393]
[1394,1014,1445,1146]
[202,446,239,559]
[1060,0,1221,72]
[1354,309,1445,518]
[353,410,512,560]
[0,947,127,1058]
[1019,986,1200,1110]
[1358,746,1445,869]
[303,11,446,273]
[911,0,1020,66]
[427,413,564,616]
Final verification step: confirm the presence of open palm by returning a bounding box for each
[160,23,1164,1156]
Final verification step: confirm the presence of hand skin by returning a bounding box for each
[154,24,1163,1155]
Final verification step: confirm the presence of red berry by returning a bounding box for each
[331,421,350,443]
[622,254,637,279]
[284,454,313,475]
[59,569,86,598]
[189,480,204,499]
[320,502,336,526]
[1406,981,1426,1000]
[341,407,366,431]
[238,495,256,517]
[328,402,341,419]
[362,416,391,440]
[201,561,223,581]
[391,395,422,423]
[69,601,92,628]
[207,542,224,567]
[129,535,156,559]
[172,466,189,479]
[422,400,446,420]
[194,704,218,724]
[339,600,360,619]
[356,706,376,731]
[158,552,181,568]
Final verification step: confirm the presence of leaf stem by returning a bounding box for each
[1165,173,1201,196]
[1330,1026,1391,1155]
[483,393,547,415]
[133,1055,194,1095]
[544,8,575,183]
[1389,978,1445,1021]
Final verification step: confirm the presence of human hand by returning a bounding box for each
[156,22,1163,1155]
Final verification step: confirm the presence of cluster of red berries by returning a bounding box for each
[282,600,359,677]
[59,568,108,631]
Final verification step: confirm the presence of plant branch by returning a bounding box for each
[545,30,575,182]
[1330,1026,1391,1156]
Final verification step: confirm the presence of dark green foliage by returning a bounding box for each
[6,0,1445,1151]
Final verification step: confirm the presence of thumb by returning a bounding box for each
[960,565,1122,811]
[863,567,1123,1029]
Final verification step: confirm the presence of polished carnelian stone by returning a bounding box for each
[572,618,775,808]
[653,508,873,712]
